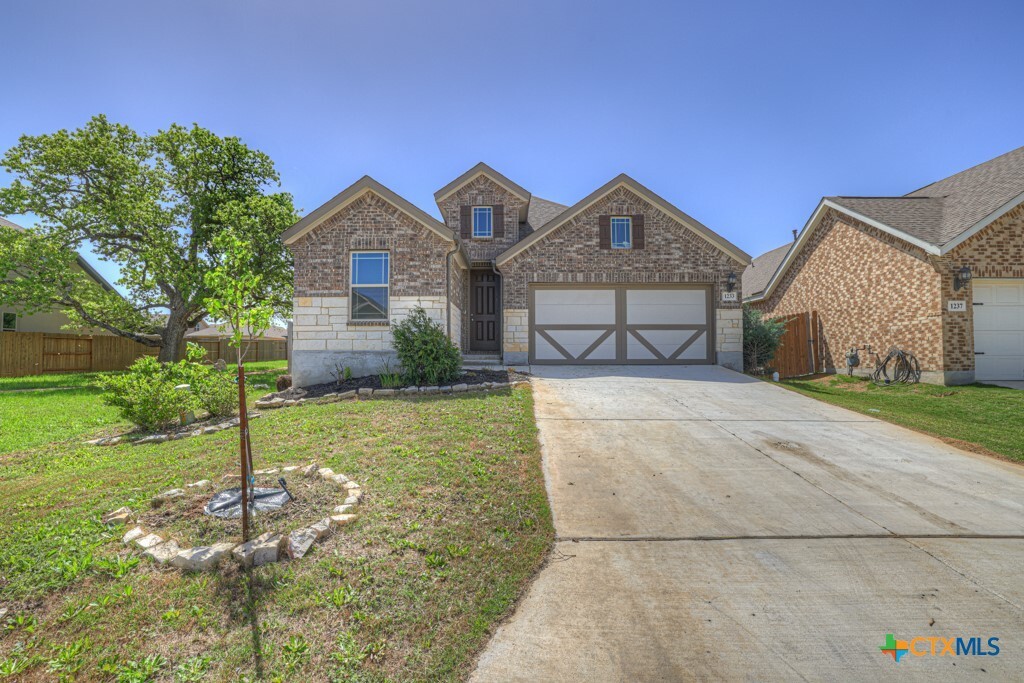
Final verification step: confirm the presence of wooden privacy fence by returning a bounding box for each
[0,332,159,377]
[189,338,287,364]
[772,311,821,378]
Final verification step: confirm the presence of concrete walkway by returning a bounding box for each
[471,366,1024,682]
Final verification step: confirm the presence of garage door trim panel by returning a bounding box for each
[528,284,714,365]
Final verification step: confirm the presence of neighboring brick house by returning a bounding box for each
[283,163,750,387]
[746,146,1024,385]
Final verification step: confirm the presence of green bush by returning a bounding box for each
[742,305,788,374]
[391,307,462,386]
[99,344,237,430]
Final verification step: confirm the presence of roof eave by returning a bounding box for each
[281,176,454,246]
[938,189,1024,255]
[497,174,751,267]
[432,163,532,222]
[757,199,943,303]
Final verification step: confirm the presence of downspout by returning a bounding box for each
[445,235,462,341]
[491,258,503,361]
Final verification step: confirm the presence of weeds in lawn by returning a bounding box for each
[174,655,211,682]
[116,654,167,682]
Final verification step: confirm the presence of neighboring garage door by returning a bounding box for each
[529,285,712,364]
[974,279,1024,381]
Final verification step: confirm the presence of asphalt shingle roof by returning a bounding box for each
[521,196,568,237]
[828,145,1024,247]
[742,243,791,297]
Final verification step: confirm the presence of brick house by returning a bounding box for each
[746,146,1024,385]
[282,163,750,386]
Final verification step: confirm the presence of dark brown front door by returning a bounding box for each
[470,270,499,352]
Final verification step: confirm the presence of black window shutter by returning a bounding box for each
[460,205,472,239]
[598,215,611,249]
[492,205,504,238]
[632,214,645,249]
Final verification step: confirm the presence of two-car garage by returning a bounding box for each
[528,285,713,365]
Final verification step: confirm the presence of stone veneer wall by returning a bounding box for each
[498,186,744,367]
[752,209,948,382]
[437,175,527,262]
[287,191,460,386]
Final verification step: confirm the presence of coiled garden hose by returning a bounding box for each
[872,348,921,386]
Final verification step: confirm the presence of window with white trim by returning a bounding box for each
[610,217,632,249]
[1,312,16,332]
[472,206,493,238]
[350,252,389,321]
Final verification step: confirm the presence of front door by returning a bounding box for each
[470,270,499,352]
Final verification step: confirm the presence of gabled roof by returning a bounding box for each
[496,174,750,266]
[742,242,792,298]
[748,145,1024,303]
[282,176,455,245]
[1,216,119,293]
[433,162,531,204]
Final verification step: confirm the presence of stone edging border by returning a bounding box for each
[85,413,264,448]
[101,463,362,571]
[255,378,530,411]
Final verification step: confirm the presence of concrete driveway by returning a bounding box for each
[471,366,1024,682]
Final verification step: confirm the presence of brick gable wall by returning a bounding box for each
[437,175,526,262]
[753,209,946,377]
[290,191,452,298]
[498,186,745,365]
[942,203,1024,372]
[753,203,1024,383]
[287,190,462,386]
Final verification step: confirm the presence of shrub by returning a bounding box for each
[742,305,788,374]
[99,343,237,429]
[391,307,461,386]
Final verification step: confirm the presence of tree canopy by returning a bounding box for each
[0,115,297,361]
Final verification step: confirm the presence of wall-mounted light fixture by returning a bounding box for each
[953,264,972,292]
[726,272,737,292]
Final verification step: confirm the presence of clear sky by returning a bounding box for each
[3,0,1022,290]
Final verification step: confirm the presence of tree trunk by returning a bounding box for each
[159,309,189,362]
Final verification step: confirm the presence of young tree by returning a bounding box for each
[0,115,296,361]
[203,204,283,541]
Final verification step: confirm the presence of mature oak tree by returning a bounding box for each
[0,115,296,361]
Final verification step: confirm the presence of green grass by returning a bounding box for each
[780,374,1024,463]
[0,371,122,392]
[0,386,552,681]
[0,387,128,454]
[0,366,286,454]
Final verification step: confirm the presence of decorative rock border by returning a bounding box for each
[102,463,363,572]
[255,379,529,411]
[86,413,263,447]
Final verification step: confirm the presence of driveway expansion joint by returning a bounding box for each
[556,534,1024,543]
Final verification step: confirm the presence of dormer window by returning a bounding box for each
[472,206,493,239]
[610,217,632,249]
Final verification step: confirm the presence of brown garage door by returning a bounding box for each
[529,284,713,365]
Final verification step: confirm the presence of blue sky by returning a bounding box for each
[3,0,1022,290]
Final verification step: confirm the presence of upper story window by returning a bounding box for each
[350,251,389,321]
[2,312,16,332]
[610,217,632,249]
[472,206,493,238]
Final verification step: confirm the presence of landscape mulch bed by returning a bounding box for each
[284,367,530,400]
[139,473,342,547]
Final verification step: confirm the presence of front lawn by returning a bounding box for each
[780,375,1024,463]
[0,365,286,454]
[0,386,552,681]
